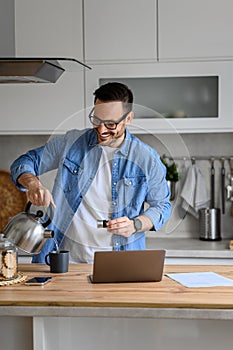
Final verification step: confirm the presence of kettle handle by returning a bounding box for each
[25,201,53,228]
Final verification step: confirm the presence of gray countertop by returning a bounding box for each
[18,237,233,261]
[146,237,233,259]
[1,306,233,320]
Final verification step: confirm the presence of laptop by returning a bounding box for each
[89,249,166,283]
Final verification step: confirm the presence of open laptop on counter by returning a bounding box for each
[89,249,166,283]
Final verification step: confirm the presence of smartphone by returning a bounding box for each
[25,276,52,286]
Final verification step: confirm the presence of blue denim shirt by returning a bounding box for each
[10,128,171,263]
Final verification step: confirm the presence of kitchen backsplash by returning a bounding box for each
[0,132,232,239]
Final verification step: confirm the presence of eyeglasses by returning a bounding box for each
[88,107,129,130]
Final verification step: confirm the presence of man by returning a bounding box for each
[10,82,171,263]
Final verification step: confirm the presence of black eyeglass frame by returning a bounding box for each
[88,107,129,130]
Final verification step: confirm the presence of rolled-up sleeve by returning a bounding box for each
[10,146,46,190]
[10,129,84,191]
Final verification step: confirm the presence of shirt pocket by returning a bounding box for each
[62,157,83,193]
[118,175,148,210]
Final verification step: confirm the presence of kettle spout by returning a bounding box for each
[43,230,54,239]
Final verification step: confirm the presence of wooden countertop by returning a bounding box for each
[1,264,233,310]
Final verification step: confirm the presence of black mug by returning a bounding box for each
[45,250,69,273]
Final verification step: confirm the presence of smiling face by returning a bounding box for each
[93,99,133,148]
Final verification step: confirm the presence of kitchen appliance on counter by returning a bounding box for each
[3,201,54,254]
[199,159,221,241]
[199,208,221,241]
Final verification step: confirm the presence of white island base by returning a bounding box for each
[1,308,233,350]
[34,315,233,350]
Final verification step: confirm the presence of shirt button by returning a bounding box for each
[113,182,116,186]
[115,242,119,246]
[112,201,117,206]
[73,170,77,174]
[113,162,117,167]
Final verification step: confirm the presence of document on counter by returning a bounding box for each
[166,272,233,288]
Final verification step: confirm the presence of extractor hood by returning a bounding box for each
[0,57,91,84]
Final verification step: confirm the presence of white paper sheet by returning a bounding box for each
[166,272,233,288]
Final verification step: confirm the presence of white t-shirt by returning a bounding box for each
[60,146,115,263]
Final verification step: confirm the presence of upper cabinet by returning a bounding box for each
[84,0,233,64]
[1,0,233,134]
[84,0,157,64]
[85,61,233,134]
[84,0,233,134]
[0,0,15,56]
[15,0,83,58]
[158,0,233,61]
[0,0,85,134]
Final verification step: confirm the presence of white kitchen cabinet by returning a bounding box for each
[0,0,15,56]
[15,0,83,59]
[84,0,157,64]
[85,60,233,134]
[84,0,233,64]
[159,0,233,61]
[33,317,233,350]
[0,72,85,134]
[0,0,85,134]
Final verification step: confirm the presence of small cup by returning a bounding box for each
[45,250,69,273]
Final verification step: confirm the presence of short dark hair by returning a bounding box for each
[93,82,133,112]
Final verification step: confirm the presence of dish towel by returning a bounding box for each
[179,164,210,219]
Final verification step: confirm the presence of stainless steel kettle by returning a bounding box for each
[3,202,54,255]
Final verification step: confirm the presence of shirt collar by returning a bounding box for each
[116,128,131,156]
[88,128,98,147]
[88,128,132,156]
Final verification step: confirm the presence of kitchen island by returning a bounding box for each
[1,263,233,350]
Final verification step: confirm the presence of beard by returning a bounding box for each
[94,127,126,148]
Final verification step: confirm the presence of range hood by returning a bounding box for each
[0,57,91,84]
